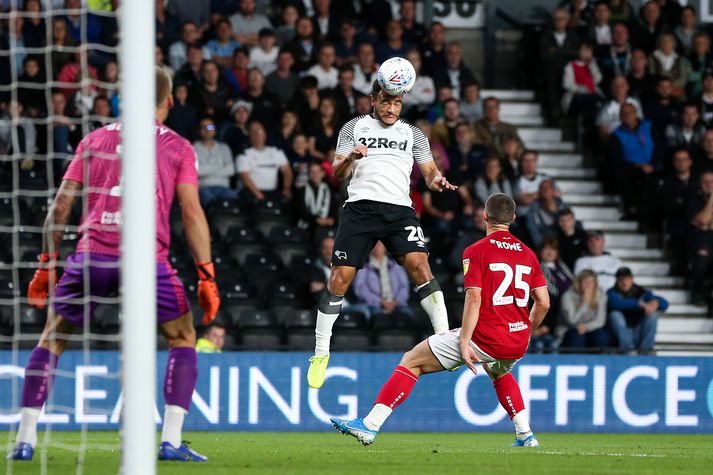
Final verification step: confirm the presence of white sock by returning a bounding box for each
[512,410,532,438]
[161,404,187,448]
[16,407,40,447]
[418,286,449,333]
[314,310,339,356]
[363,403,393,432]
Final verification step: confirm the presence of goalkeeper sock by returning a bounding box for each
[163,347,197,412]
[161,405,187,448]
[21,347,57,409]
[417,280,449,333]
[364,365,418,431]
[16,408,40,447]
[314,290,343,356]
[493,373,531,436]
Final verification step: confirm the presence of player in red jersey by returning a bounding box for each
[331,193,550,446]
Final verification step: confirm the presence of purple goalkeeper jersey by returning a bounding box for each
[63,121,198,263]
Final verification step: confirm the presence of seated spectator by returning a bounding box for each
[194,117,237,207]
[275,4,298,47]
[427,85,454,123]
[421,147,474,235]
[203,18,241,68]
[50,17,75,78]
[448,121,487,184]
[574,230,622,291]
[610,103,660,219]
[686,170,713,305]
[334,19,359,66]
[306,43,339,90]
[229,0,273,47]
[399,0,427,47]
[648,33,690,96]
[607,266,666,354]
[402,49,436,117]
[433,42,476,100]
[167,0,210,32]
[560,269,610,350]
[249,28,278,76]
[222,99,252,156]
[274,109,301,153]
[285,16,318,73]
[473,97,524,156]
[265,50,300,108]
[609,0,634,24]
[375,20,411,65]
[596,75,643,138]
[644,77,680,147]
[460,82,483,124]
[539,8,580,121]
[195,60,233,125]
[56,52,98,102]
[659,149,696,245]
[296,162,339,241]
[352,42,379,96]
[626,49,655,102]
[353,241,413,320]
[290,75,321,126]
[532,237,573,354]
[447,205,487,271]
[665,102,705,157]
[225,47,250,95]
[514,150,554,216]
[420,21,447,78]
[195,323,226,353]
[287,134,312,188]
[22,0,45,49]
[499,135,523,181]
[630,0,664,54]
[562,42,603,124]
[310,0,340,41]
[696,129,713,173]
[174,44,204,100]
[586,1,612,48]
[169,21,200,71]
[309,236,334,305]
[431,98,462,148]
[685,32,712,98]
[166,83,198,143]
[236,120,293,202]
[526,179,565,248]
[17,57,45,116]
[474,157,513,205]
[329,66,364,123]
[307,96,339,161]
[597,22,632,87]
[694,70,713,128]
[242,68,280,128]
[556,207,588,270]
[99,60,120,117]
[673,5,700,57]
[89,95,112,131]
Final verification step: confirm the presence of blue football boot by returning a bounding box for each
[512,434,540,447]
[330,417,378,446]
[8,442,34,461]
[158,441,207,462]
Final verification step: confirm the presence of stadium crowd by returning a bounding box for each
[0,0,710,353]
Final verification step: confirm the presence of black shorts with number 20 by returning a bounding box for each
[332,200,429,268]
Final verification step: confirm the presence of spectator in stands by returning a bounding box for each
[431,98,462,148]
[474,156,513,205]
[291,75,321,126]
[287,134,313,187]
[402,49,436,118]
[165,83,198,143]
[560,269,610,350]
[236,120,293,202]
[17,57,45,116]
[229,0,272,47]
[169,21,200,71]
[526,179,565,248]
[562,42,603,123]
[585,1,612,48]
[222,100,252,156]
[449,121,487,184]
[610,103,660,219]
[49,91,78,158]
[433,42,476,100]
[195,60,233,125]
[420,21,447,78]
[334,19,359,67]
[421,146,474,234]
[264,50,299,108]
[275,4,299,47]
[224,47,250,95]
[532,236,573,353]
[306,43,339,90]
[376,20,411,65]
[460,82,483,124]
[473,97,524,156]
[630,0,664,54]
[296,162,339,241]
[499,135,523,181]
[310,0,339,41]
[285,16,318,73]
[697,130,713,173]
[626,49,655,102]
[597,22,632,87]
[596,75,642,138]
[242,68,279,128]
[309,236,335,305]
[658,0,683,29]
[248,28,278,77]
[665,102,704,157]
[399,0,427,46]
[330,66,364,122]
[673,5,700,56]
[194,117,237,207]
[607,267,667,354]
[694,70,713,128]
[307,96,339,161]
[644,77,680,148]
[353,241,413,320]
[89,95,112,130]
[574,230,622,291]
[448,205,487,271]
[352,42,379,96]
[203,18,241,68]
[648,33,691,96]
[685,32,712,98]
[539,8,580,121]
[556,207,588,270]
[50,17,75,78]
[195,323,226,353]
[514,150,554,216]
[609,0,634,24]
[22,0,45,49]
[274,109,301,153]
[687,170,713,306]
[167,0,210,33]
[659,149,696,245]
[174,44,204,100]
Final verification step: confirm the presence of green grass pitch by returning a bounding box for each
[3,432,713,474]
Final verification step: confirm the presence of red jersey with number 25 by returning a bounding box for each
[462,230,547,360]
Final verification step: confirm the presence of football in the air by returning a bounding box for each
[377,57,416,96]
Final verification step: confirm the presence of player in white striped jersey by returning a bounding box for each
[308,79,457,389]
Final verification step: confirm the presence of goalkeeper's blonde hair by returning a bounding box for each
[156,66,173,108]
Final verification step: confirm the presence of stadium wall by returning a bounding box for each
[0,352,711,433]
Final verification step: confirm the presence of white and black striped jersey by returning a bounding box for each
[335,114,433,207]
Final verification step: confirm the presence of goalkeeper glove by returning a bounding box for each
[196,261,220,325]
[27,252,58,309]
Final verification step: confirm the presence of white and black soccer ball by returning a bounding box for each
[376,57,416,96]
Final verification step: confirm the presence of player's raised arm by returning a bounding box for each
[529,286,551,331]
[459,287,482,374]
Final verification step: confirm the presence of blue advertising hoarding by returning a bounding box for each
[0,351,712,433]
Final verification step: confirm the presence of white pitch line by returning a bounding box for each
[536,451,667,458]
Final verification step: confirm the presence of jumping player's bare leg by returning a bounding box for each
[313,265,357,357]
[15,311,76,448]
[398,252,449,333]
[481,365,534,441]
[158,312,198,449]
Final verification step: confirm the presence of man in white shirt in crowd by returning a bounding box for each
[514,150,558,215]
[596,75,643,138]
[307,42,339,90]
[574,230,622,291]
[169,21,200,71]
[236,120,294,201]
[352,42,379,95]
[249,28,279,76]
[194,117,237,206]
